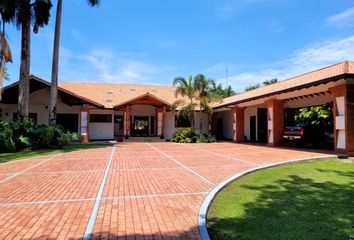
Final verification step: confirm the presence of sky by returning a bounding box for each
[4,0,354,92]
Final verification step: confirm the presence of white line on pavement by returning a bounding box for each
[182,144,262,167]
[83,145,116,240]
[145,143,216,186]
[0,154,61,184]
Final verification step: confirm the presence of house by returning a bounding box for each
[0,61,353,156]
[0,76,210,141]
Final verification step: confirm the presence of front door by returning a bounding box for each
[133,116,149,136]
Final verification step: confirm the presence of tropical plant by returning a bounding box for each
[0,119,73,152]
[1,0,52,120]
[170,128,216,143]
[263,78,278,86]
[172,74,223,129]
[194,74,223,114]
[172,75,198,127]
[245,84,260,92]
[211,82,236,98]
[49,0,100,125]
[295,105,333,148]
[0,7,13,100]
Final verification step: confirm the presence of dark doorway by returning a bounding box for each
[133,116,149,136]
[216,118,223,140]
[257,108,268,143]
[114,115,124,137]
[57,114,79,132]
[250,116,257,142]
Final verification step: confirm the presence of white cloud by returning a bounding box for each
[326,7,354,27]
[220,35,354,92]
[59,48,172,84]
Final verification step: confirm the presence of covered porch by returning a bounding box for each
[114,93,171,139]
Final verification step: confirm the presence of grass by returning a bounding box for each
[0,143,112,164]
[207,159,354,240]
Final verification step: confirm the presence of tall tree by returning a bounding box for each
[172,74,222,129]
[245,84,260,92]
[49,0,100,125]
[263,78,278,86]
[172,75,197,128]
[0,17,13,100]
[1,0,52,120]
[211,82,236,98]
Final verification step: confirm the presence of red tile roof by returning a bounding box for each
[215,61,354,108]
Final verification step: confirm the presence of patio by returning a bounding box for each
[0,142,334,239]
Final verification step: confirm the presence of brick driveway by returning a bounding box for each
[0,142,334,240]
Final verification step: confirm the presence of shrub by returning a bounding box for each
[0,119,73,153]
[171,128,200,143]
[171,128,217,143]
[198,133,216,143]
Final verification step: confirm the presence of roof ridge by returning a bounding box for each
[60,82,175,88]
[222,60,351,101]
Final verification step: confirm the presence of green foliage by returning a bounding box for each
[263,78,278,85]
[0,120,73,153]
[294,105,333,148]
[245,84,260,91]
[0,121,15,152]
[198,133,216,143]
[211,82,236,98]
[295,105,331,126]
[171,128,216,143]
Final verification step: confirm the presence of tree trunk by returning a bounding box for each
[17,0,31,121]
[49,0,63,125]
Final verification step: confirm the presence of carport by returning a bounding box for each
[212,61,354,156]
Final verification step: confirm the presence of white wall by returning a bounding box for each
[220,110,234,140]
[164,111,210,140]
[89,109,114,140]
[0,88,80,126]
[244,107,258,141]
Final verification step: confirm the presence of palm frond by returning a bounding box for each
[173,77,187,87]
[172,99,186,111]
[0,32,12,62]
[87,0,101,6]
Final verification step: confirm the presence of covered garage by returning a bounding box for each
[212,61,354,156]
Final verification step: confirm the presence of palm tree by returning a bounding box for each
[49,0,100,125]
[245,84,260,92]
[1,0,52,120]
[173,74,222,130]
[172,75,197,128]
[263,78,278,86]
[0,20,13,100]
[194,74,222,114]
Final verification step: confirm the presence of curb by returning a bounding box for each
[198,155,337,240]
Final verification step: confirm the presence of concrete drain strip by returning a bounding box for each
[0,154,60,184]
[83,146,116,240]
[146,143,216,186]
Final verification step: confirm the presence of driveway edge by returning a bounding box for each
[198,155,337,240]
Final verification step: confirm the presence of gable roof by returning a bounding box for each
[60,82,182,109]
[215,61,354,109]
[1,75,104,108]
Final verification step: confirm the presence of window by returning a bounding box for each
[90,114,112,123]
[57,114,79,132]
[175,115,191,128]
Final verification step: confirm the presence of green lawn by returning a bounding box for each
[207,159,354,240]
[0,144,112,164]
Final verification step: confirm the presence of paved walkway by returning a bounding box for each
[0,142,334,239]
